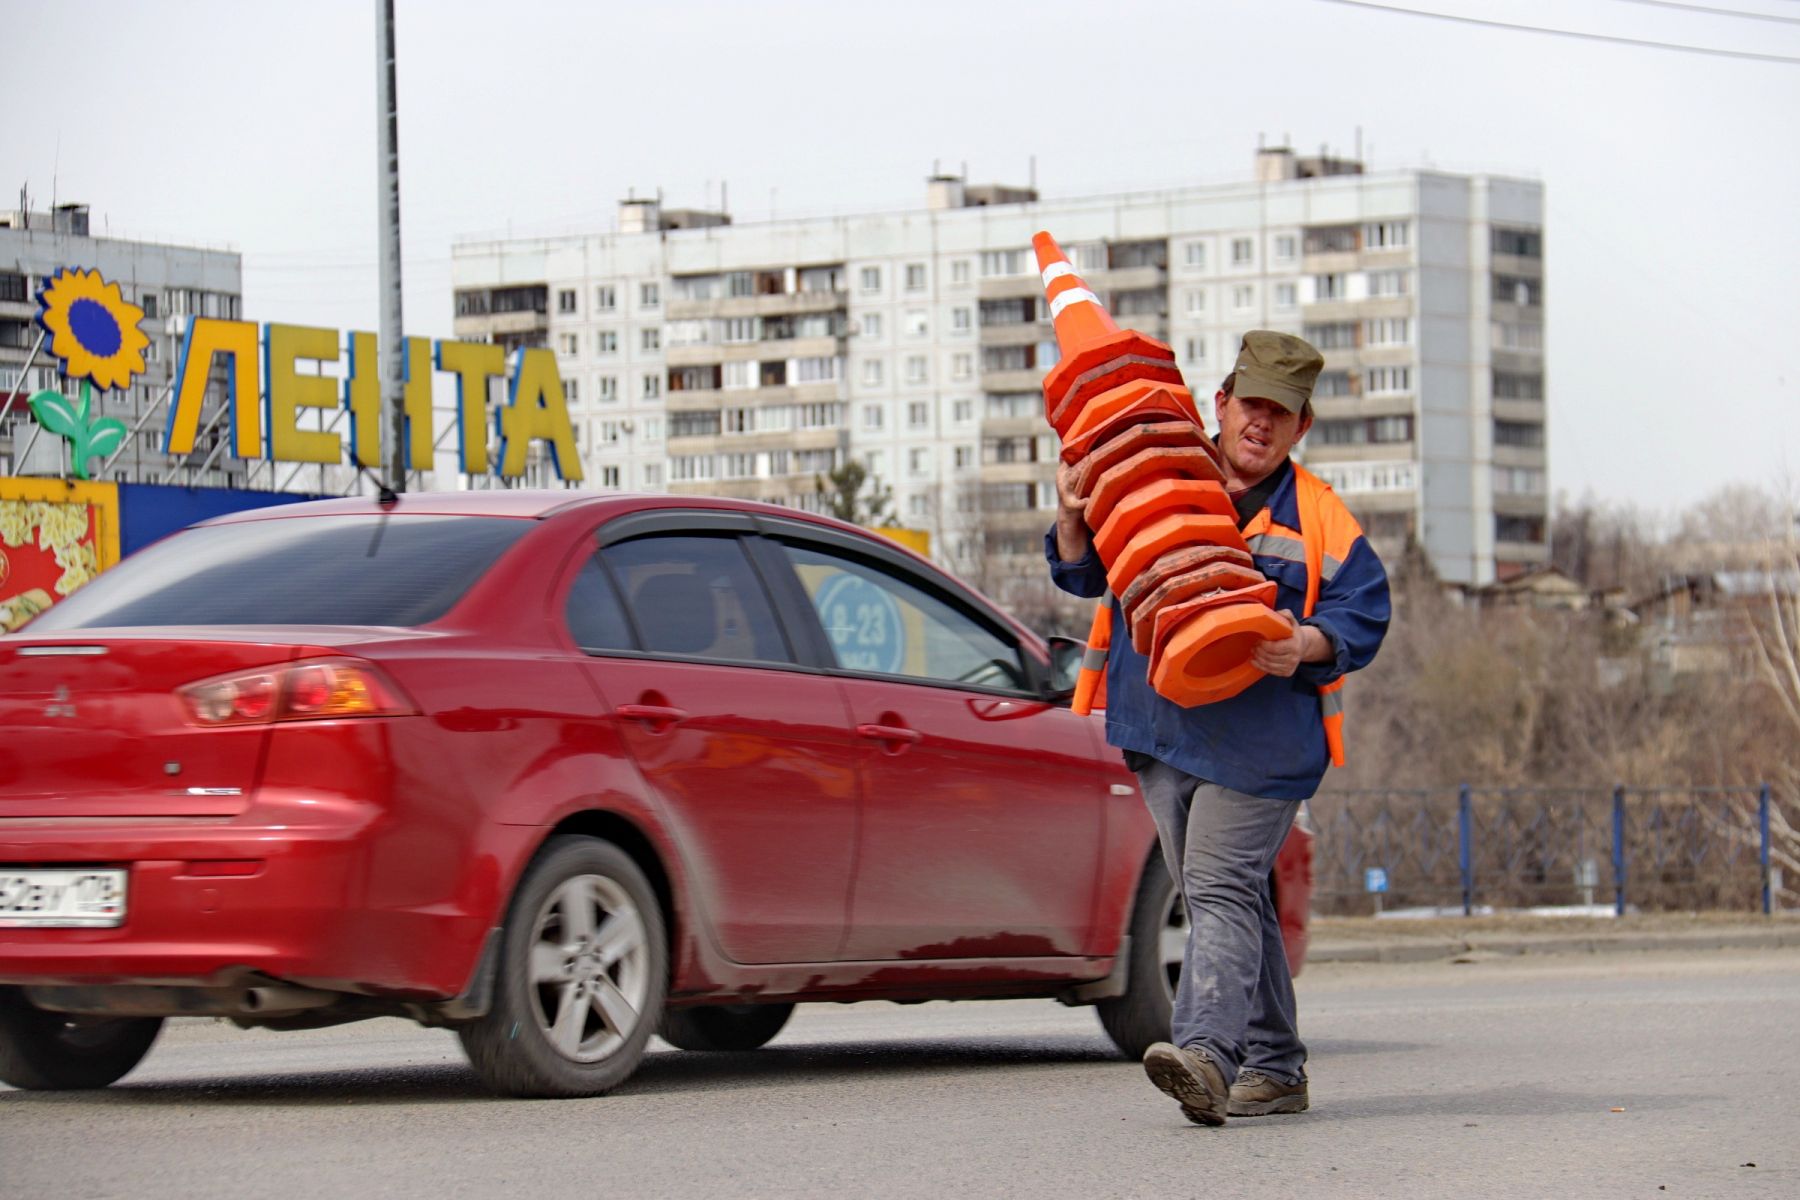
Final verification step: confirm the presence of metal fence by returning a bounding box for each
[1307,785,1787,916]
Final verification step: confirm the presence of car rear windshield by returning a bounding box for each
[24,514,532,630]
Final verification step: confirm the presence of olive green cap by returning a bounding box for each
[1231,330,1325,414]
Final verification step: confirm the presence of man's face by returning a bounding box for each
[1213,390,1311,485]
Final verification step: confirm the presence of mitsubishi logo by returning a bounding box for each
[44,685,78,720]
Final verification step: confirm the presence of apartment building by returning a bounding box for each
[1,204,248,486]
[450,147,1548,587]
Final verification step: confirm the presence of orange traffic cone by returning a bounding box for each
[1037,228,1289,708]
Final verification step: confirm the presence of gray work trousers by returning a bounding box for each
[1135,758,1307,1085]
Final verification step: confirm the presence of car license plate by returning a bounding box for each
[0,869,128,928]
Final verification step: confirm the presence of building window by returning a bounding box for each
[1493,371,1544,400]
[794,356,840,383]
[1365,317,1410,346]
[558,288,577,314]
[1494,419,1545,448]
[559,333,580,357]
[639,282,660,309]
[723,317,759,343]
[951,352,972,381]
[905,310,929,338]
[1365,366,1411,394]
[1232,285,1254,311]
[951,259,971,285]
[597,330,619,355]
[1273,234,1297,262]
[641,328,661,352]
[980,249,1025,277]
[1304,321,1358,350]
[1496,514,1545,543]
[1366,270,1408,298]
[598,375,618,401]
[951,306,971,332]
[1231,237,1254,266]
[565,378,579,403]
[1364,220,1410,249]
[1184,241,1206,269]
[595,285,617,311]
[905,263,927,291]
[1495,467,1546,496]
[723,406,755,434]
[861,266,882,293]
[1184,289,1206,315]
[601,465,621,489]
[1493,321,1544,352]
[907,401,929,428]
[909,447,931,476]
[1492,227,1542,258]
[643,463,662,487]
[642,374,661,399]
[860,312,882,339]
[1313,370,1354,398]
[952,398,973,423]
[140,291,159,318]
[722,361,754,390]
[1274,282,1297,310]
[1493,275,1543,307]
[726,271,755,298]
[1185,336,1206,365]
[723,453,757,479]
[905,355,928,385]
[862,358,884,386]
[1314,274,1345,301]
[798,402,842,429]
[862,403,885,430]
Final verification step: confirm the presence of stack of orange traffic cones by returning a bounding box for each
[1037,231,1289,714]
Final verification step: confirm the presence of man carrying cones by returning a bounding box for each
[1047,331,1392,1125]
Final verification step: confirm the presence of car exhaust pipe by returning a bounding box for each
[241,986,336,1016]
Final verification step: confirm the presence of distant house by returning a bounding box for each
[1468,565,1592,612]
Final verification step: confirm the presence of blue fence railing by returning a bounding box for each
[1306,785,1784,916]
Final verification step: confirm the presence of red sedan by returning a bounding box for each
[0,491,1311,1096]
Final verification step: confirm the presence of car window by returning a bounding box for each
[778,541,1025,689]
[564,556,635,652]
[22,514,530,630]
[601,534,791,664]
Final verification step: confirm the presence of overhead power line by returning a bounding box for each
[1309,0,1800,63]
[1608,0,1800,24]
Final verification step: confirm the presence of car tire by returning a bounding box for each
[660,1002,794,1052]
[1094,857,1182,1060]
[458,836,668,1098]
[0,987,163,1090]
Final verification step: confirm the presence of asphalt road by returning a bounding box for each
[3,948,1794,1199]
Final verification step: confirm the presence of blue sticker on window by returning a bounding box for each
[815,573,905,674]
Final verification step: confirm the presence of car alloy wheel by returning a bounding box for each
[459,837,667,1098]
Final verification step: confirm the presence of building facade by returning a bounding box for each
[450,147,1548,587]
[2,205,252,487]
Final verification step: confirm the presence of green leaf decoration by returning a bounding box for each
[73,382,91,424]
[27,389,82,439]
[81,418,128,472]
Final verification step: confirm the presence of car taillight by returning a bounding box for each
[178,659,414,726]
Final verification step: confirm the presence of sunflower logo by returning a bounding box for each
[27,268,143,480]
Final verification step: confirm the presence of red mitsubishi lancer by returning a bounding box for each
[0,491,1311,1097]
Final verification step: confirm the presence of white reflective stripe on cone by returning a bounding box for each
[1082,646,1108,670]
[1041,261,1077,286]
[1048,287,1099,318]
[1321,688,1345,716]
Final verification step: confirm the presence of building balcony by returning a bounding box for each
[666,426,846,458]
[976,276,1045,301]
[1492,397,1545,423]
[454,308,548,340]
[1301,250,1359,275]
[665,380,843,411]
[980,367,1047,393]
[1489,253,1543,280]
[978,321,1049,348]
[1089,265,1167,293]
[1493,491,1548,517]
[664,290,848,321]
[980,415,1041,440]
[1493,443,1546,469]
[1310,394,1416,422]
[980,460,1052,486]
[665,334,843,368]
[1301,440,1417,465]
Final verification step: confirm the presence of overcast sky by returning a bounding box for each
[7,0,1797,515]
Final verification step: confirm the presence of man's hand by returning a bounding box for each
[1250,609,1332,677]
[1054,459,1092,563]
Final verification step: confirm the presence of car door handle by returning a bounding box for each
[856,723,922,745]
[617,704,688,728]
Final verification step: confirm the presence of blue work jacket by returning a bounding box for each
[1046,462,1391,800]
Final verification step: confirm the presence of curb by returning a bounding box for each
[1307,926,1800,965]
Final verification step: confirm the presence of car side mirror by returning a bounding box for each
[1044,636,1084,702]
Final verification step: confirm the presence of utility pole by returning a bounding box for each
[374,0,406,491]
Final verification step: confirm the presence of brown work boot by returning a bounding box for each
[1228,1069,1310,1116]
[1142,1042,1228,1126]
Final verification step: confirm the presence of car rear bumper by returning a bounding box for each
[0,818,489,1000]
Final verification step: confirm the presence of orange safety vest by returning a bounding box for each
[1073,460,1353,768]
